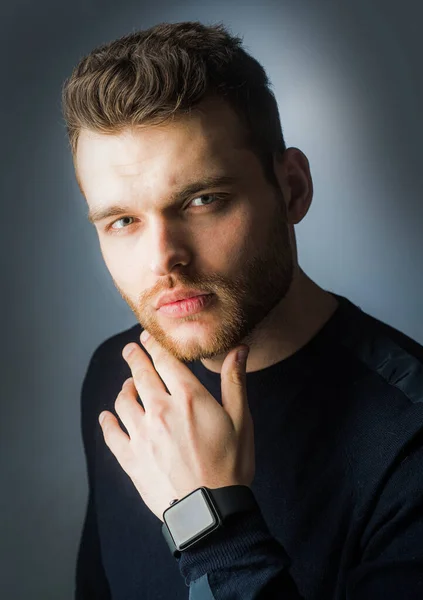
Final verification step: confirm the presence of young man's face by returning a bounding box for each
[75,97,295,363]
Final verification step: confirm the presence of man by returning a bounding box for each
[62,20,423,599]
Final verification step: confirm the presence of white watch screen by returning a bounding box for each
[165,489,216,547]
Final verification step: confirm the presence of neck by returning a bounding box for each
[201,266,339,374]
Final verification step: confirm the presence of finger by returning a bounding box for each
[99,410,132,468]
[139,330,204,396]
[122,343,170,412]
[114,378,146,438]
[221,346,250,432]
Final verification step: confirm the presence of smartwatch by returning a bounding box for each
[161,485,258,558]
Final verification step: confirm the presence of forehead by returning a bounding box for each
[75,98,254,196]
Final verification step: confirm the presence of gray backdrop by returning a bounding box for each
[1,0,422,597]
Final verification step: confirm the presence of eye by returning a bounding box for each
[108,216,135,232]
[106,194,228,234]
[189,193,224,208]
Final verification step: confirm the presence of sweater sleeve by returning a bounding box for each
[178,429,423,599]
[74,345,112,600]
[344,427,423,598]
[178,503,304,599]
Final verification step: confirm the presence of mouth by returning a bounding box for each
[157,293,215,317]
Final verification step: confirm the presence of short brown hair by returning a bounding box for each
[61,20,287,188]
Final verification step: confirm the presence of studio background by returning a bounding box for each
[1,0,422,598]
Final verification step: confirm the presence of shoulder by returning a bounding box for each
[330,295,423,409]
[331,297,423,490]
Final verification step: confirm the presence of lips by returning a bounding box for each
[155,290,211,309]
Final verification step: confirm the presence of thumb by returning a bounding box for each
[221,345,250,429]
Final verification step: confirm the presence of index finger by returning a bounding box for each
[139,332,207,397]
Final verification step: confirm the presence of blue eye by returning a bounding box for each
[109,216,134,231]
[189,194,220,207]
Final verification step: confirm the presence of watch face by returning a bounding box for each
[164,488,219,550]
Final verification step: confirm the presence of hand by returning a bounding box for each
[98,330,255,522]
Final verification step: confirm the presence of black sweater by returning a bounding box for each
[75,293,423,599]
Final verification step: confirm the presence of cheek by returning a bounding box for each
[228,209,257,252]
[99,241,119,275]
[197,211,253,269]
[99,241,143,291]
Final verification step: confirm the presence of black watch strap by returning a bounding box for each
[207,485,258,518]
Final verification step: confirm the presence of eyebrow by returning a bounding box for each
[87,174,240,225]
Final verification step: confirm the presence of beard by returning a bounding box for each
[113,187,294,363]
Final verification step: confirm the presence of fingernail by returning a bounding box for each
[123,344,137,359]
[141,329,150,343]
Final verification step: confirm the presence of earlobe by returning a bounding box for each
[287,182,313,225]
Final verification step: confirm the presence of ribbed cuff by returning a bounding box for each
[178,505,291,585]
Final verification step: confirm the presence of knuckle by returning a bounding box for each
[133,365,150,381]
[151,410,171,437]
[182,392,195,408]
[179,389,195,415]
[150,404,168,421]
[114,392,127,411]
[178,381,193,401]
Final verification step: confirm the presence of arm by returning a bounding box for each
[344,427,423,598]
[178,430,423,599]
[75,491,111,599]
[75,346,112,600]
[178,504,304,599]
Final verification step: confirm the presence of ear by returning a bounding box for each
[273,147,313,225]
